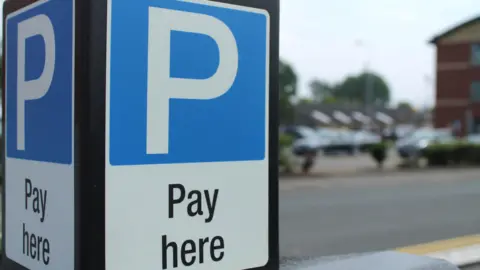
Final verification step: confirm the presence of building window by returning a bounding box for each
[471,44,480,65]
[471,81,480,102]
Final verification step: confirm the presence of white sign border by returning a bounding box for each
[105,0,271,270]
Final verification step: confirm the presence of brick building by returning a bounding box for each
[430,15,480,136]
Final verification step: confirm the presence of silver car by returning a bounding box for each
[396,128,454,159]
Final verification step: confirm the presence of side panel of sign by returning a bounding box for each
[106,0,269,270]
[4,0,75,269]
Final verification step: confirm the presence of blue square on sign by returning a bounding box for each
[5,0,74,164]
[109,0,269,165]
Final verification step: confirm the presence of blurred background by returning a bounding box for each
[278,0,480,174]
[277,1,480,268]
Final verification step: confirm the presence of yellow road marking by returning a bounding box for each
[396,235,480,255]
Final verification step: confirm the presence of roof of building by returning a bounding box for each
[293,103,426,127]
[429,15,480,44]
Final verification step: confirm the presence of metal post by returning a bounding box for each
[364,62,374,129]
[356,40,374,130]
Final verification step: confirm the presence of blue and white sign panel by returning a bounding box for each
[4,0,75,269]
[106,0,270,269]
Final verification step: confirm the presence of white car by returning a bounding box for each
[396,128,454,159]
[467,134,480,144]
[319,129,359,155]
[315,128,338,148]
[282,126,323,154]
[353,130,382,150]
[280,126,319,173]
[293,126,325,151]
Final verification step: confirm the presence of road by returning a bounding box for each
[280,169,480,259]
[312,150,400,175]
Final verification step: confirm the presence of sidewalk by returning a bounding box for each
[396,235,480,267]
[281,150,400,179]
[281,154,480,180]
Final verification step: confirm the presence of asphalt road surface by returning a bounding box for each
[312,150,400,174]
[280,169,480,259]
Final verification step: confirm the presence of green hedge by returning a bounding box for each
[368,142,388,168]
[279,134,294,172]
[279,133,293,149]
[424,141,480,166]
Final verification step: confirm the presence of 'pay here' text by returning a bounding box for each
[162,184,225,269]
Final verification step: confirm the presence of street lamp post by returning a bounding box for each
[423,74,433,127]
[364,62,373,120]
[355,40,374,129]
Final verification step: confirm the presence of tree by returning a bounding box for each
[397,101,413,111]
[330,72,391,105]
[298,98,313,105]
[309,79,334,102]
[322,96,337,104]
[279,59,297,124]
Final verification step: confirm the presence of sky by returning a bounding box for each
[280,0,480,108]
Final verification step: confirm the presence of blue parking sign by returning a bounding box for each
[5,0,74,165]
[4,0,75,269]
[108,0,269,165]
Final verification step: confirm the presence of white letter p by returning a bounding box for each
[146,7,239,154]
[16,14,55,151]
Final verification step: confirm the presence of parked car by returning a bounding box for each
[467,133,480,144]
[353,130,382,152]
[315,127,337,149]
[281,126,320,173]
[395,124,416,139]
[396,128,454,159]
[382,128,398,141]
[319,129,381,155]
[383,124,416,141]
[321,129,357,155]
[283,126,323,155]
